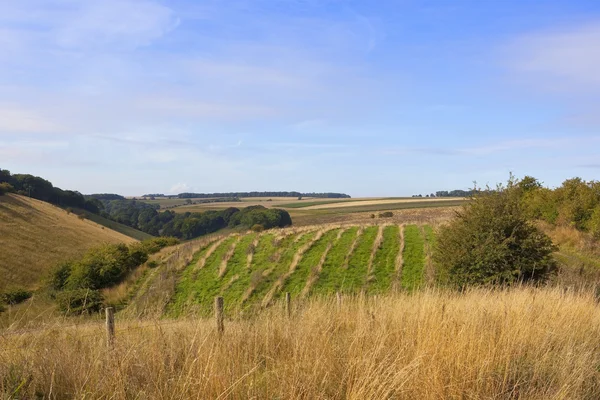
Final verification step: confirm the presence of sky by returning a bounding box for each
[1,0,599,196]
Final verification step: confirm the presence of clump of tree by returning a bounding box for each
[0,168,101,212]
[0,182,14,195]
[49,237,179,314]
[435,189,474,197]
[227,206,292,230]
[98,199,292,240]
[520,177,600,239]
[435,177,557,287]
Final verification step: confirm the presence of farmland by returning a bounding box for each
[138,223,437,317]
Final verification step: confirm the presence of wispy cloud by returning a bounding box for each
[502,21,600,91]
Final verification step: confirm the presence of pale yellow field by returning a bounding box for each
[302,197,464,210]
[174,197,313,212]
[0,194,136,290]
[2,287,600,398]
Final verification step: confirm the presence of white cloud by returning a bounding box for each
[0,105,63,134]
[504,21,600,90]
[169,182,193,194]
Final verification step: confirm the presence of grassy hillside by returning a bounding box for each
[0,194,136,290]
[136,223,426,317]
[77,209,154,241]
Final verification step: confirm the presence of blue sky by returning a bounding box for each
[1,0,599,196]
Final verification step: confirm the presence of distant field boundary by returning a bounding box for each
[291,199,467,215]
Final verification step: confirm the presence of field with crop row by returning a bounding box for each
[167,223,432,316]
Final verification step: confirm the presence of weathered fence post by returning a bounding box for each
[215,296,224,336]
[105,307,115,348]
[285,292,291,318]
[336,291,342,309]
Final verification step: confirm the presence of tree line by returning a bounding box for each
[0,168,103,213]
[177,191,350,199]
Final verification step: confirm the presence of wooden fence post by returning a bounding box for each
[285,292,291,318]
[215,296,224,336]
[105,307,115,348]
[336,292,342,308]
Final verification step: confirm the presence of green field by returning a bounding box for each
[164,224,431,316]
[400,225,426,290]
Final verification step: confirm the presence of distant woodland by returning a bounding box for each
[0,168,292,240]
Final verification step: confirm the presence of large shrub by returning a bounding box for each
[55,289,103,314]
[0,288,32,305]
[435,178,557,287]
[0,182,14,195]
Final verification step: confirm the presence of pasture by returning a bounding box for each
[0,194,136,291]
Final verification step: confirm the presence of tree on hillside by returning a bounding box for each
[434,177,557,287]
[0,182,14,195]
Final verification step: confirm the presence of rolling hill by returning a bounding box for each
[0,194,137,290]
[126,223,436,317]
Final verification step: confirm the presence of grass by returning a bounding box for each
[317,199,467,214]
[3,287,600,399]
[369,225,401,294]
[167,236,238,316]
[243,232,310,309]
[312,227,359,296]
[0,194,136,291]
[340,226,379,293]
[401,225,426,290]
[281,229,339,298]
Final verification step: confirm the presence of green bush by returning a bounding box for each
[55,289,103,314]
[147,260,159,268]
[49,242,154,292]
[0,288,33,305]
[0,182,14,195]
[251,224,265,232]
[435,178,557,287]
[138,237,179,254]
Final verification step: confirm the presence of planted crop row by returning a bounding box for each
[368,225,401,294]
[400,225,426,290]
[168,224,433,315]
[167,236,238,316]
[281,229,340,298]
[312,227,359,296]
[339,226,379,293]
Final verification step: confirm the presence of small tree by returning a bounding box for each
[434,177,557,287]
[0,182,14,195]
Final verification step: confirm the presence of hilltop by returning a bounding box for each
[0,194,136,290]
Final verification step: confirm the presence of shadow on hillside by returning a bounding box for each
[0,194,33,222]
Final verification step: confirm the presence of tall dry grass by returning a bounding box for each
[2,286,600,399]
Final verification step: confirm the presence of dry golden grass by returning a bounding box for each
[0,194,135,291]
[2,287,600,399]
[289,205,458,227]
[302,197,463,210]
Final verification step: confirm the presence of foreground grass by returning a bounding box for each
[2,287,600,399]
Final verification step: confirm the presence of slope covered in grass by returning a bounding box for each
[0,194,136,290]
[401,225,426,290]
